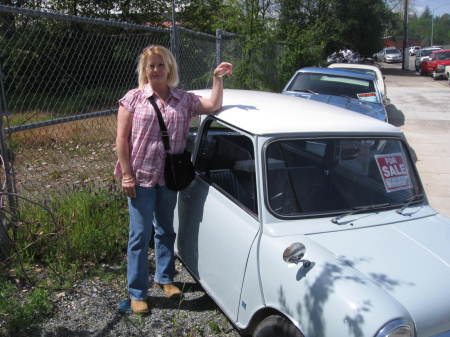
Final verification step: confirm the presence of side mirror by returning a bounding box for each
[283,242,311,268]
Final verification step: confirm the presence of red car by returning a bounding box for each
[420,49,450,79]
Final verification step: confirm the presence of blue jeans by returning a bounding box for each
[127,185,177,301]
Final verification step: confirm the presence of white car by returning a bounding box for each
[328,63,388,102]
[175,89,450,337]
[415,47,442,72]
[445,65,450,84]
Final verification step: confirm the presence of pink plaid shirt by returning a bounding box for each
[114,84,201,187]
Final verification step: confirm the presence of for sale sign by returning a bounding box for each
[375,153,412,193]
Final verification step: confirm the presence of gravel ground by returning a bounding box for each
[3,250,242,337]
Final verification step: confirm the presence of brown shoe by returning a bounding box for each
[131,299,149,314]
[154,282,182,298]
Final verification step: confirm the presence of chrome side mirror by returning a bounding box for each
[283,242,311,268]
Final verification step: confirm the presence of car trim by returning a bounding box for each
[261,135,425,220]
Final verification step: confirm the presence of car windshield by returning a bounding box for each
[265,138,423,217]
[386,49,400,54]
[436,52,450,60]
[422,49,440,56]
[287,72,379,103]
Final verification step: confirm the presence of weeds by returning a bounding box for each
[0,187,128,335]
[0,277,53,333]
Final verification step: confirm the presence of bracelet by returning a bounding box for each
[214,73,224,78]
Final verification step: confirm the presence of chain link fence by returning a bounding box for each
[0,5,242,204]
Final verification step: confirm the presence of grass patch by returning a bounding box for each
[0,186,128,334]
[14,187,128,265]
[0,277,53,334]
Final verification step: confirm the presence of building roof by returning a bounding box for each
[191,89,400,136]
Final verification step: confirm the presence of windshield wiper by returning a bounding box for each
[396,194,425,215]
[331,203,391,224]
[293,89,317,94]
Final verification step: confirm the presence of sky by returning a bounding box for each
[413,0,450,16]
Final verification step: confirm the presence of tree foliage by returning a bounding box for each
[406,7,450,46]
[2,0,428,94]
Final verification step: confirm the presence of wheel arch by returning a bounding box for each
[241,307,303,337]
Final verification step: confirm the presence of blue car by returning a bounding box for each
[282,67,388,122]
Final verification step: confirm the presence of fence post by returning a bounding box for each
[0,65,18,258]
[170,0,178,64]
[216,29,222,66]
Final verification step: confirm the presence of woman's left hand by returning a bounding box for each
[214,62,233,78]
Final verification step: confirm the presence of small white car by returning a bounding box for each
[328,63,388,102]
[175,89,450,337]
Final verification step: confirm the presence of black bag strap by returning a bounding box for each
[148,96,171,152]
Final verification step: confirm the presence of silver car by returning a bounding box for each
[176,89,450,337]
[382,48,402,63]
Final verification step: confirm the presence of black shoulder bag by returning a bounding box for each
[149,96,195,191]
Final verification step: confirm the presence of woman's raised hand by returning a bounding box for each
[214,62,233,78]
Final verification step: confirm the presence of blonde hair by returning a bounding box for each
[137,45,179,88]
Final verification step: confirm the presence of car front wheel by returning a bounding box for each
[253,315,304,337]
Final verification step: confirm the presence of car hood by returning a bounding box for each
[435,60,450,66]
[305,214,450,337]
[282,91,386,121]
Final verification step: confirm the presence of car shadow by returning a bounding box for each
[386,103,405,127]
[379,67,418,77]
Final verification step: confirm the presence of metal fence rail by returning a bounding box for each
[0,5,239,201]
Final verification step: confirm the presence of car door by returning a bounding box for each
[425,54,436,74]
[175,117,260,321]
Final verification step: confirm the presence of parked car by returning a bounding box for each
[415,46,442,72]
[282,67,388,122]
[328,63,388,102]
[176,88,450,337]
[445,65,450,85]
[408,45,421,56]
[381,48,402,63]
[419,49,450,79]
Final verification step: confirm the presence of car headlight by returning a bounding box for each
[375,319,415,337]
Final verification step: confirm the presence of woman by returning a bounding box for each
[115,45,232,314]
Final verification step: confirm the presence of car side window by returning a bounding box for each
[195,119,258,215]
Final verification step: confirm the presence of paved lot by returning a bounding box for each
[381,62,450,216]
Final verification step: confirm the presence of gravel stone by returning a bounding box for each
[5,251,243,337]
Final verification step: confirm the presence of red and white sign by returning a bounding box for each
[375,153,412,193]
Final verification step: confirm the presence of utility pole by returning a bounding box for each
[402,0,408,70]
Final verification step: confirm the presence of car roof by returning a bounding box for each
[328,63,381,74]
[191,89,400,136]
[295,67,376,81]
[420,46,442,51]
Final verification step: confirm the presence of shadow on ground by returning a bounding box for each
[379,66,417,77]
[386,104,405,127]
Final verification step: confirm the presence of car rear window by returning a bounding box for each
[287,73,379,102]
